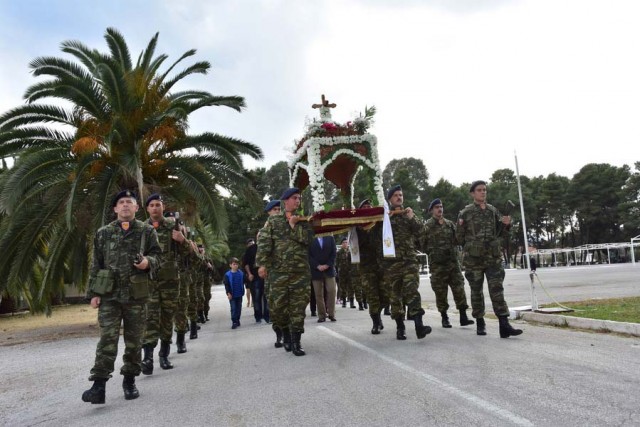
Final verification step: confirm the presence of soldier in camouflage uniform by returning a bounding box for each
[257,188,313,356]
[383,186,432,340]
[356,199,388,334]
[82,190,162,404]
[356,199,389,335]
[423,198,474,329]
[198,245,214,322]
[185,229,201,340]
[259,199,281,345]
[173,216,195,353]
[141,194,191,375]
[456,180,523,338]
[336,237,351,308]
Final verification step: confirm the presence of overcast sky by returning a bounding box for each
[1,0,639,186]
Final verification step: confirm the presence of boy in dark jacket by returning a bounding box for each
[224,258,245,329]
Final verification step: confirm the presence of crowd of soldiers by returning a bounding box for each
[82,179,523,404]
[255,180,523,358]
[82,190,218,404]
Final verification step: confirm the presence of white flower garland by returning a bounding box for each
[289,134,385,211]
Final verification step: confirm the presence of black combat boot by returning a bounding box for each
[363,299,368,309]
[498,316,523,338]
[122,375,139,400]
[197,310,206,324]
[370,313,381,335]
[349,298,356,308]
[274,327,283,348]
[282,328,292,352]
[358,301,364,311]
[176,332,187,353]
[414,315,432,339]
[204,309,210,322]
[190,320,198,339]
[158,341,174,370]
[476,317,487,336]
[342,299,347,308]
[383,305,391,316]
[291,331,306,356]
[395,318,406,340]
[82,379,106,404]
[460,310,474,326]
[441,311,452,328]
[141,344,154,375]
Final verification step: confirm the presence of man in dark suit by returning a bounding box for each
[309,235,337,322]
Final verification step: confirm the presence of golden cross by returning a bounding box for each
[312,94,336,109]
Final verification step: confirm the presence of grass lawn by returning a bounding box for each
[553,297,640,323]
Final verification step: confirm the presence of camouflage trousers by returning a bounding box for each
[463,255,509,318]
[203,282,212,314]
[350,268,366,303]
[338,276,351,301]
[196,279,205,311]
[361,265,389,315]
[174,273,190,334]
[270,271,310,334]
[429,261,469,313]
[89,299,144,381]
[143,279,179,346]
[383,260,425,321]
[187,273,199,322]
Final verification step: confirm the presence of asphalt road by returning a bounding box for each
[1,264,639,426]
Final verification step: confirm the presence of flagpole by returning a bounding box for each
[515,150,538,311]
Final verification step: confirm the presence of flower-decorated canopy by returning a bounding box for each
[288,95,385,213]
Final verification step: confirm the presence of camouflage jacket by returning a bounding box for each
[423,216,459,264]
[356,222,383,268]
[386,208,423,262]
[88,219,162,300]
[256,212,314,274]
[336,247,351,279]
[456,202,504,258]
[148,217,192,279]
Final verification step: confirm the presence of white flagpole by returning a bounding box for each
[515,150,538,311]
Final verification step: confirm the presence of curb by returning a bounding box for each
[513,311,640,337]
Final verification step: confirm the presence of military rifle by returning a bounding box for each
[498,200,515,237]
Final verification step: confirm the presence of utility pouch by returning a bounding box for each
[490,240,501,257]
[466,243,483,257]
[92,269,114,296]
[130,273,149,299]
[157,261,179,281]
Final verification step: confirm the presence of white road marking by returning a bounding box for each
[318,326,534,427]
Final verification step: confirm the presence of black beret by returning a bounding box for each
[112,190,137,207]
[470,180,487,192]
[280,187,300,200]
[428,198,442,211]
[358,199,372,208]
[264,199,281,212]
[145,193,163,207]
[246,238,255,244]
[341,237,348,243]
[386,185,402,201]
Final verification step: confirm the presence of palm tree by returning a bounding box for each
[0,28,262,312]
